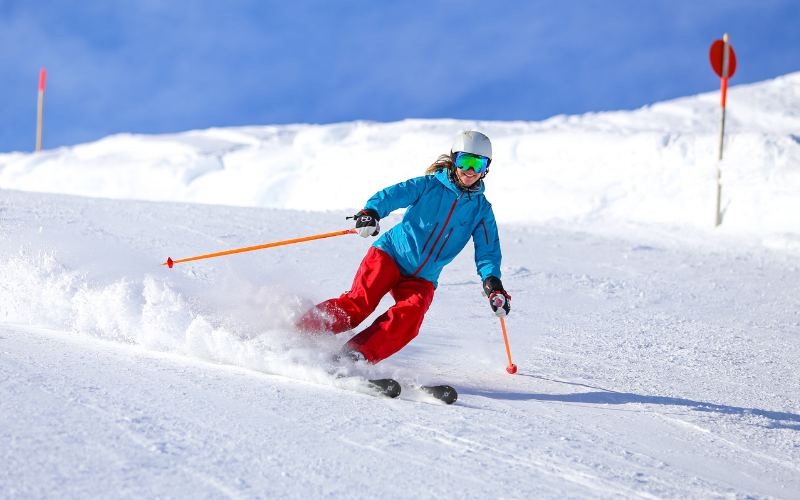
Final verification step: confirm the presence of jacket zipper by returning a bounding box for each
[434,228,454,262]
[420,222,439,253]
[480,221,488,244]
[410,193,462,277]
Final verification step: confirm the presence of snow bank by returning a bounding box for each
[1,72,799,234]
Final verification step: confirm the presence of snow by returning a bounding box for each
[1,73,800,498]
[2,72,800,235]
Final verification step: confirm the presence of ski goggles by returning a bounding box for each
[452,152,490,174]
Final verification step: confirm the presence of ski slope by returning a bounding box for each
[2,73,800,498]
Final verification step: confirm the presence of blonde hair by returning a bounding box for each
[425,154,453,175]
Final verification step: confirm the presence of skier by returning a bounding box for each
[296,131,511,364]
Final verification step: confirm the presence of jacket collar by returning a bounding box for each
[434,168,485,196]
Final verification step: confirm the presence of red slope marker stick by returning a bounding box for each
[36,68,46,152]
[709,34,736,227]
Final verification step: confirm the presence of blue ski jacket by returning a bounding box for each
[364,169,502,288]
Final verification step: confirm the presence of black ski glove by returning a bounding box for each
[349,208,380,238]
[483,276,510,317]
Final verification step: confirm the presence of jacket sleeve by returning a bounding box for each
[363,176,429,218]
[472,204,502,281]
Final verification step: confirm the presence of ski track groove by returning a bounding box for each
[404,423,663,500]
[657,413,800,474]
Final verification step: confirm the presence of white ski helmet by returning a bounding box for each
[451,131,492,160]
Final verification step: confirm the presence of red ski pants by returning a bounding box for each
[296,247,435,363]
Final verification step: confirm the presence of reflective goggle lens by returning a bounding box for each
[454,152,489,173]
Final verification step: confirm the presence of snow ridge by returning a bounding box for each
[1,72,799,233]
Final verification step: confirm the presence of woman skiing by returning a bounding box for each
[296,131,511,363]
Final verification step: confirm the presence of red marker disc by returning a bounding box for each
[507,364,517,374]
[709,39,737,78]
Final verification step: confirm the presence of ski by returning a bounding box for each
[366,378,402,398]
[420,384,458,404]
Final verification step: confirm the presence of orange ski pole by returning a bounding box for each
[499,317,517,374]
[161,229,356,268]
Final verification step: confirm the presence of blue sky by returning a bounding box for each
[1,0,798,153]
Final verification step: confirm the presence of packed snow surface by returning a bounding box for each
[2,73,800,498]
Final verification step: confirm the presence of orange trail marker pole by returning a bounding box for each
[36,68,46,152]
[715,34,730,227]
[161,229,356,268]
[499,317,517,374]
[709,34,736,227]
